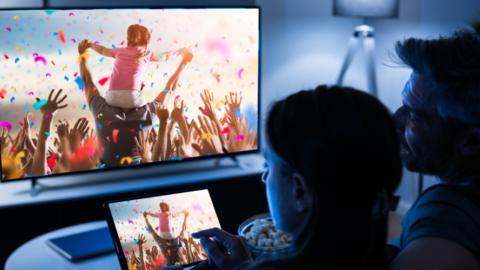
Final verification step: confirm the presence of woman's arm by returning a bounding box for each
[88,43,113,58]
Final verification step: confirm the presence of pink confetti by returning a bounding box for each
[94,41,99,44]
[46,114,51,118]
[250,82,254,86]
[71,38,76,43]
[157,38,161,41]
[128,219,134,224]
[32,53,38,57]
[209,216,212,222]
[176,95,180,99]
[235,134,244,143]
[69,12,74,16]
[163,73,168,77]
[0,122,12,131]
[34,56,47,66]
[238,68,244,79]
[28,92,34,95]
[45,73,51,77]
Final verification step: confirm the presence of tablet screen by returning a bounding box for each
[108,189,219,268]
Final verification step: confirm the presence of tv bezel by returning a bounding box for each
[0,6,261,183]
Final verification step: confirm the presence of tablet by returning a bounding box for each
[103,187,222,269]
[46,227,114,261]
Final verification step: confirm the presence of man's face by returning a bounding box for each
[392,71,454,176]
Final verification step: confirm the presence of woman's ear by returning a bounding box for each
[292,172,313,213]
[459,128,480,156]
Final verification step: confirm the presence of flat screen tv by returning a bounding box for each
[0,7,259,182]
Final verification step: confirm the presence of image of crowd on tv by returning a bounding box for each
[110,190,218,269]
[0,9,258,180]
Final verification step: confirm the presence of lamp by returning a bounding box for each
[333,0,399,97]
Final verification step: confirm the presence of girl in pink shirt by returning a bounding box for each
[145,202,188,240]
[88,24,189,109]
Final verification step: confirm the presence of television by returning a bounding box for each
[0,7,260,182]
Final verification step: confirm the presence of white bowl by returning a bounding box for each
[238,213,291,259]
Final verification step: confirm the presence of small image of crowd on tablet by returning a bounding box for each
[109,189,220,269]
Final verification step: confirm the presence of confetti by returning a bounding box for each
[163,73,168,77]
[98,113,103,118]
[201,133,211,141]
[30,122,34,128]
[13,16,19,20]
[188,84,191,89]
[74,76,84,89]
[212,73,220,83]
[238,68,244,79]
[113,129,119,142]
[250,82,254,86]
[33,99,47,110]
[98,123,102,128]
[45,132,50,136]
[10,97,15,102]
[62,66,67,71]
[100,29,104,34]
[71,38,76,43]
[46,114,51,118]
[64,76,69,81]
[82,104,86,110]
[157,38,161,42]
[110,34,114,39]
[57,29,66,43]
[58,49,62,55]
[98,76,110,86]
[5,27,11,31]
[151,82,154,87]
[99,57,104,62]
[11,86,16,91]
[4,55,8,60]
[107,121,112,125]
[220,126,230,135]
[120,40,125,45]
[69,12,74,16]
[0,122,12,131]
[10,147,15,152]
[164,89,169,93]
[121,156,133,164]
[112,44,116,49]
[45,73,51,77]
[74,72,78,77]
[235,134,244,143]
[51,60,56,65]
[14,57,19,63]
[34,56,47,66]
[77,52,90,62]
[234,108,241,118]
[47,154,56,167]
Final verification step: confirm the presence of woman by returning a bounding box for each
[164,85,402,270]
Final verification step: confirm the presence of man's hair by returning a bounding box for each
[394,31,480,128]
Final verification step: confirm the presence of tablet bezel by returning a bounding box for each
[103,186,222,269]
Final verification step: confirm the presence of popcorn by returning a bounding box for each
[243,219,292,248]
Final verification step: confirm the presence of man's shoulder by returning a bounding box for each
[415,179,480,209]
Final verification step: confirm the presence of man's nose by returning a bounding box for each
[392,106,407,131]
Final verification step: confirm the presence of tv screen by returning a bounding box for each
[0,7,259,181]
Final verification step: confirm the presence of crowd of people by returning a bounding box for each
[1,28,257,180]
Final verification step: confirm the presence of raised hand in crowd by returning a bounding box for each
[69,117,90,152]
[135,129,153,163]
[191,116,223,155]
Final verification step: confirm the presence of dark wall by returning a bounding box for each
[1,173,268,268]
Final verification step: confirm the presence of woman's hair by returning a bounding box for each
[160,202,170,212]
[251,85,402,270]
[127,24,151,63]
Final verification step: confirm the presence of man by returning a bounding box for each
[77,39,193,167]
[389,31,480,270]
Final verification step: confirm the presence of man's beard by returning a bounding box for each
[397,129,453,176]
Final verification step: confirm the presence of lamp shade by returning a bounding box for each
[333,0,399,18]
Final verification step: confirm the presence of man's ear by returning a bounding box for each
[459,128,480,156]
[292,172,313,213]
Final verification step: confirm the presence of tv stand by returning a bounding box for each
[30,178,47,197]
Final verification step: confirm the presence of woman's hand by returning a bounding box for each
[135,129,153,163]
[176,120,200,157]
[156,103,170,122]
[38,89,68,117]
[171,98,185,123]
[0,127,11,153]
[199,89,216,120]
[225,92,242,118]
[69,118,89,152]
[191,116,222,155]
[191,228,253,270]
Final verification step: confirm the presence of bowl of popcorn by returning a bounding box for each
[238,213,292,259]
